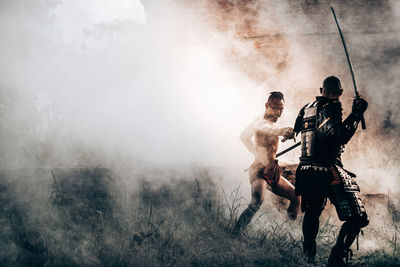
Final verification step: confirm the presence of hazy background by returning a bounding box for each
[0,0,399,198]
[0,1,400,265]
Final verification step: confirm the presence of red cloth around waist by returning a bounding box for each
[258,160,281,186]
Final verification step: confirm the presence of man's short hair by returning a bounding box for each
[267,91,284,103]
[323,76,342,94]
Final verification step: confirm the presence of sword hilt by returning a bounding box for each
[360,116,366,129]
[354,95,366,129]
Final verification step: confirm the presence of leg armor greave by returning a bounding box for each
[331,165,369,228]
[331,186,369,227]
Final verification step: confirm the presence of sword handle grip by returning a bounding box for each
[360,114,366,130]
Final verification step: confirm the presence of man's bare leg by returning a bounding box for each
[271,176,300,220]
[232,179,267,234]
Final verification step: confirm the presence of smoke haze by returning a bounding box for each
[0,0,399,211]
[1,1,400,265]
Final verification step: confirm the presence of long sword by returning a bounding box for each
[276,141,301,158]
[331,6,366,130]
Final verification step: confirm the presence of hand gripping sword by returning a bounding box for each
[331,6,366,130]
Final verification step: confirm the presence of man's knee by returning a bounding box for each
[250,179,266,209]
[250,191,263,210]
[358,212,369,228]
[304,209,322,221]
[346,212,369,229]
[302,196,326,217]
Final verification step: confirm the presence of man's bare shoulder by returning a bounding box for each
[254,115,278,134]
[241,114,264,139]
[251,114,268,128]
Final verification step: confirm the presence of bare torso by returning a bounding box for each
[254,119,279,169]
[240,114,290,174]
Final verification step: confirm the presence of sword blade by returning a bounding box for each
[331,7,359,98]
[331,6,366,130]
[276,142,301,158]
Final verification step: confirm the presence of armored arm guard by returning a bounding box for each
[341,113,360,143]
[317,101,359,146]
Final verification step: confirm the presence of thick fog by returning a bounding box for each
[0,0,399,195]
[0,1,400,264]
[0,0,259,170]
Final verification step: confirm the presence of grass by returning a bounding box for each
[0,167,399,266]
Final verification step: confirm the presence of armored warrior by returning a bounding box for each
[233,92,300,234]
[294,76,368,266]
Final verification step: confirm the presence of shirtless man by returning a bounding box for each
[233,92,300,234]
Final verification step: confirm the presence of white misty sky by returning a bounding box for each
[52,0,146,46]
[37,0,261,168]
[0,0,398,194]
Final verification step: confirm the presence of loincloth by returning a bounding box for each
[248,160,281,186]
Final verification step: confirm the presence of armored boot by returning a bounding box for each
[303,239,316,263]
[327,220,360,266]
[327,245,352,267]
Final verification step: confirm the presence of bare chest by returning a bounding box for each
[254,123,279,147]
